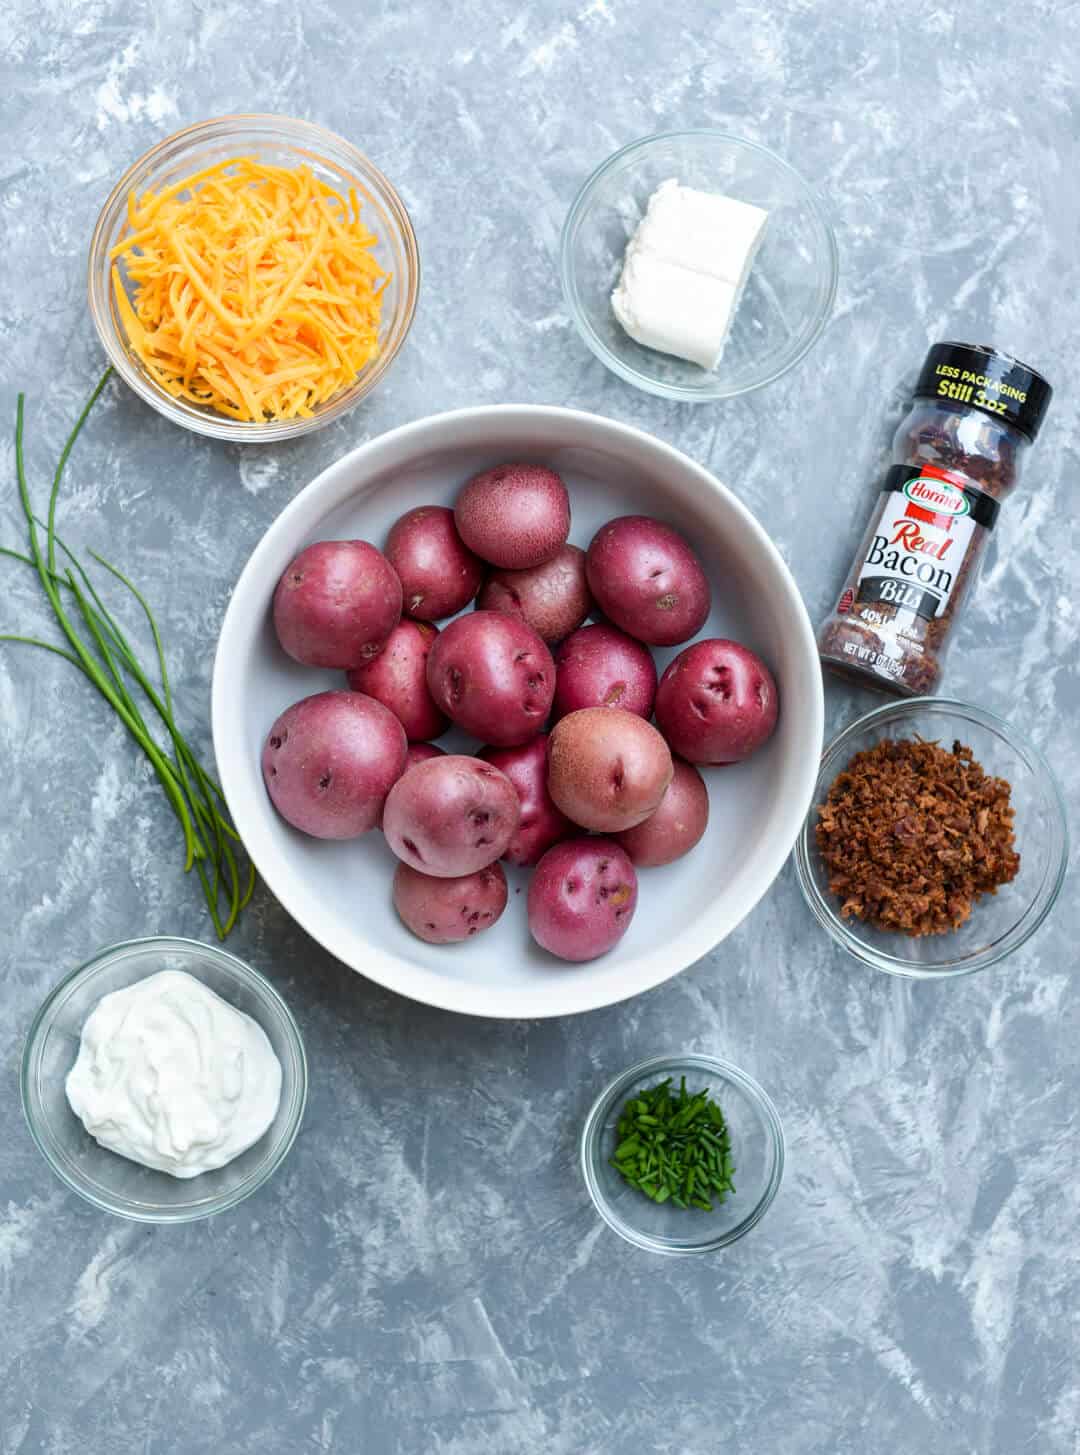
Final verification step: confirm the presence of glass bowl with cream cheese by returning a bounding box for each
[560,130,838,400]
[21,937,307,1222]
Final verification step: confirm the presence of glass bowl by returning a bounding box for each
[21,937,308,1222]
[560,130,838,401]
[795,698,1069,978]
[87,114,420,442]
[580,1053,784,1254]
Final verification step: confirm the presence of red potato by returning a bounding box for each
[654,639,779,764]
[547,707,673,833]
[376,742,446,829]
[426,611,555,747]
[478,736,573,867]
[455,463,571,569]
[402,741,446,771]
[586,516,710,647]
[613,758,709,867]
[262,690,407,839]
[382,754,521,877]
[393,861,508,944]
[551,623,658,721]
[527,839,638,962]
[477,545,590,645]
[345,619,447,742]
[384,505,484,621]
[273,540,402,669]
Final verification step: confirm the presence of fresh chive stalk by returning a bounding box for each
[610,1076,735,1211]
[1,370,255,936]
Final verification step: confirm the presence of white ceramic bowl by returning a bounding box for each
[212,407,823,1017]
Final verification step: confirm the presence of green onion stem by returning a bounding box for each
[44,531,236,824]
[5,530,251,915]
[46,370,112,577]
[0,633,83,669]
[3,372,254,936]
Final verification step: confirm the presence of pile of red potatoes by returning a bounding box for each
[262,464,778,963]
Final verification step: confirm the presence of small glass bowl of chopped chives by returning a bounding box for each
[580,1053,784,1255]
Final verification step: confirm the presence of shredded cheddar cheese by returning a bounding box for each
[110,157,388,422]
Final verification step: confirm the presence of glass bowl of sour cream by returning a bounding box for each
[21,937,307,1222]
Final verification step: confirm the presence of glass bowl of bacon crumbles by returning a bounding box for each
[795,698,1068,978]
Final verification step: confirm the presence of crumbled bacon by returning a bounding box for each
[815,736,1019,937]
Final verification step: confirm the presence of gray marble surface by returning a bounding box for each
[2,2,1078,1451]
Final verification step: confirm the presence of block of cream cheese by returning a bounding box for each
[611,178,769,370]
[612,252,739,372]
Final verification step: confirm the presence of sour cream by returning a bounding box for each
[65,970,282,1179]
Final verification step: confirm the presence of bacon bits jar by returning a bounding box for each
[818,342,1052,696]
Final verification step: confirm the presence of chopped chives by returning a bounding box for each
[609,1075,735,1213]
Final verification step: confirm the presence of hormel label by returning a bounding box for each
[902,473,970,518]
[853,465,988,622]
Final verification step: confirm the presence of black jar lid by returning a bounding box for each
[914,342,1052,440]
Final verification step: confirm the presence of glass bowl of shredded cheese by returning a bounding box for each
[88,114,420,441]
